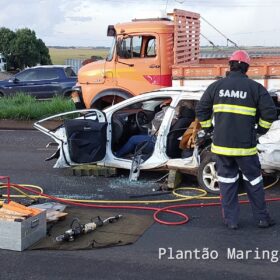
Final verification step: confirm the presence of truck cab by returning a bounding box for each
[73,18,175,109]
[72,9,280,111]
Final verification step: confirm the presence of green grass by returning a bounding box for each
[49,47,109,65]
[0,94,75,120]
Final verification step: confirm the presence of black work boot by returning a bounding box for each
[224,221,239,230]
[257,219,276,228]
[227,223,238,230]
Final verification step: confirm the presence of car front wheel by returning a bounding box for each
[197,152,220,194]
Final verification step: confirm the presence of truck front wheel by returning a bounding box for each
[93,98,120,110]
[90,89,133,110]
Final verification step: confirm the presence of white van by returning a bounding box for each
[0,53,7,72]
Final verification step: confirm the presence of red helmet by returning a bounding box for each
[229,50,250,65]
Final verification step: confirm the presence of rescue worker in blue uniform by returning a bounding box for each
[196,50,277,229]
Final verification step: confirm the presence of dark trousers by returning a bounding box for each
[116,135,155,157]
[215,154,270,225]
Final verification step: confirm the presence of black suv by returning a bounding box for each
[0,65,77,99]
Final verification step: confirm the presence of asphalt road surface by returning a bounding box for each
[1,129,280,280]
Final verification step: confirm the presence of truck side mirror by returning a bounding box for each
[107,25,116,37]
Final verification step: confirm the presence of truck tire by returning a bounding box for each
[197,152,220,194]
[93,99,116,110]
[91,89,133,110]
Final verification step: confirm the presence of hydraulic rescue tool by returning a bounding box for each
[55,215,122,242]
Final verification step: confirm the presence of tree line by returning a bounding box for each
[0,27,52,70]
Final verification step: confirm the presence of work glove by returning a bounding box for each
[179,119,201,149]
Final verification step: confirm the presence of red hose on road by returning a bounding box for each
[5,182,280,226]
[8,183,189,225]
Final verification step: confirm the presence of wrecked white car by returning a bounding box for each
[34,87,280,194]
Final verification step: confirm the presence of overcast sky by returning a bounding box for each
[1,0,280,47]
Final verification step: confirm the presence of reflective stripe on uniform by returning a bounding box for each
[258,118,272,129]
[217,174,239,184]
[213,104,256,116]
[243,174,263,186]
[211,144,257,156]
[200,119,212,128]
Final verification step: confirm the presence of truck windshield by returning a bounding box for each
[106,37,116,61]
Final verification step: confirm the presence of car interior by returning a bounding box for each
[111,98,197,161]
[166,100,196,158]
[62,97,198,164]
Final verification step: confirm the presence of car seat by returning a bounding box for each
[166,106,195,158]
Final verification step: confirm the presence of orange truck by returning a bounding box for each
[71,9,280,109]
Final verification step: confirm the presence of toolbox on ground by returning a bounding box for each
[0,210,46,251]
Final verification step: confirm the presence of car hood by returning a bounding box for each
[0,79,12,85]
